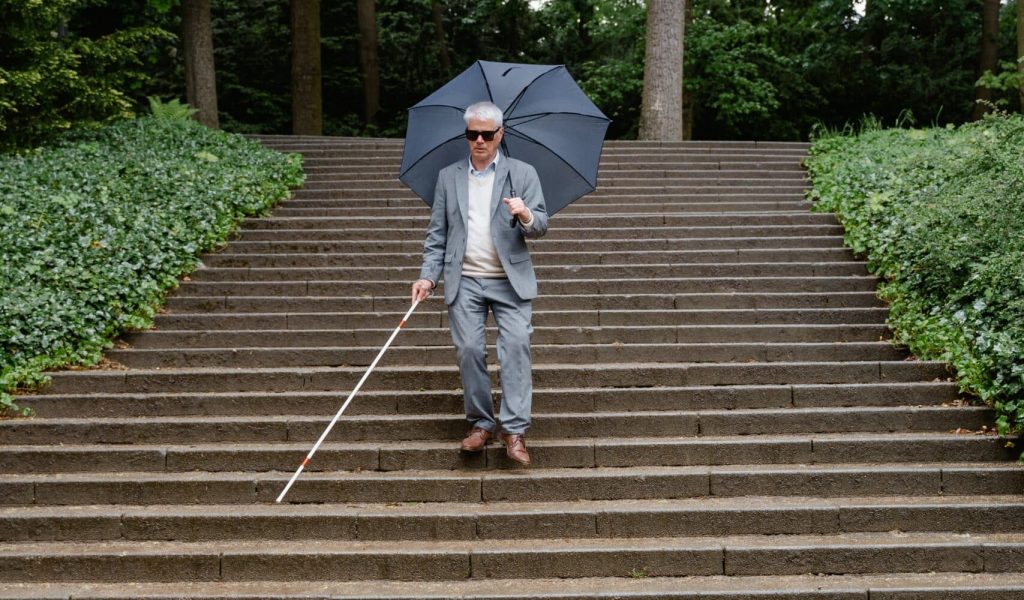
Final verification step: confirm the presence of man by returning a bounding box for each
[411,101,548,466]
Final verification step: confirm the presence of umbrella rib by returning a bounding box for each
[503,128,600,199]
[398,133,464,179]
[504,65,561,117]
[506,112,610,124]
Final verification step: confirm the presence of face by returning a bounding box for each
[466,116,503,167]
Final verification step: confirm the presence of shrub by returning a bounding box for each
[806,113,1024,447]
[0,116,304,415]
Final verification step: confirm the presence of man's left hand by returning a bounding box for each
[503,196,532,223]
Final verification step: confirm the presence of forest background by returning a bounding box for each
[2,0,1022,151]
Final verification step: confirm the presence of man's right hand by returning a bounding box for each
[411,279,434,303]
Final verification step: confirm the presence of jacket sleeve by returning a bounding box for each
[419,170,448,284]
[517,163,548,240]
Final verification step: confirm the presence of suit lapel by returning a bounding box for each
[490,158,511,222]
[455,162,469,229]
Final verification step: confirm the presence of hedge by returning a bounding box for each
[806,113,1024,448]
[0,116,304,415]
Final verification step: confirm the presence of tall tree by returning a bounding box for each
[182,0,219,128]
[291,0,322,135]
[1019,0,1024,112]
[681,0,695,140]
[356,0,380,127]
[639,0,684,140]
[432,0,451,75]
[971,0,1000,119]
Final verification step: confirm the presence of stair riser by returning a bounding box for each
[270,202,814,216]
[188,265,872,283]
[201,249,855,268]
[4,467,1020,507]
[214,237,847,253]
[5,437,1012,476]
[163,294,883,314]
[0,408,990,445]
[122,326,890,349]
[14,383,959,418]
[108,343,905,369]
[242,214,834,230]
[151,309,890,330]
[39,362,951,395]
[173,277,880,297]
[0,542,1018,583]
[296,175,809,188]
[8,505,1024,544]
[236,225,847,241]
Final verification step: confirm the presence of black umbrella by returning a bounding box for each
[398,60,610,215]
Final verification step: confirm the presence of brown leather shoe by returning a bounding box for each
[501,433,531,466]
[460,427,492,452]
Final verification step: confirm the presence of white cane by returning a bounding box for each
[276,300,421,503]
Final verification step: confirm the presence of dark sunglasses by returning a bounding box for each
[465,128,500,141]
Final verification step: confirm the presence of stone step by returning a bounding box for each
[1,432,1009,475]
[149,308,891,331]
[236,224,846,241]
[239,212,835,230]
[0,532,1020,582]
[123,325,890,350]
[200,248,856,268]
[1,405,988,445]
[302,161,807,174]
[106,341,907,369]
[209,236,849,253]
[187,263,872,283]
[2,463,1020,506]
[288,185,812,200]
[4,496,1022,543]
[15,382,962,418]
[37,361,951,395]
[271,201,814,216]
[172,276,880,297]
[5,572,1024,600]
[282,193,809,207]
[296,175,808,190]
[163,292,882,314]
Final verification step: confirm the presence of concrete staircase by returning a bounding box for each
[1,137,1022,599]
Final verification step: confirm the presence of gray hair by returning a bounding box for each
[463,101,503,128]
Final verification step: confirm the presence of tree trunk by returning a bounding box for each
[291,0,322,135]
[432,0,451,75]
[182,0,218,129]
[639,0,684,140]
[681,0,694,140]
[356,0,380,127]
[1018,0,1024,113]
[971,0,1000,120]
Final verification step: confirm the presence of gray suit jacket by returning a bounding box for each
[419,156,549,304]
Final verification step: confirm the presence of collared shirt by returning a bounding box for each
[469,151,500,177]
[467,151,534,230]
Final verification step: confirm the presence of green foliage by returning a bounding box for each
[0,0,175,152]
[147,95,197,120]
[684,16,792,138]
[0,116,304,415]
[806,113,1024,446]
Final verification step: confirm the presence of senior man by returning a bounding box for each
[410,101,548,466]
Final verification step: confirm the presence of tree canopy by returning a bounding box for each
[1,0,1021,148]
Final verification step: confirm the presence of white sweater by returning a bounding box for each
[462,168,505,278]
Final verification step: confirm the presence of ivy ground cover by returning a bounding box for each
[806,114,1024,444]
[0,117,304,414]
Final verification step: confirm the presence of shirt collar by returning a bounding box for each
[469,151,501,178]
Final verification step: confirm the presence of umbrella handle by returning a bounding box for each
[507,172,518,228]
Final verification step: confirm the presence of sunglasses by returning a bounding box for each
[465,128,500,141]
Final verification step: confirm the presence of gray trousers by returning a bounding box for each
[448,276,534,435]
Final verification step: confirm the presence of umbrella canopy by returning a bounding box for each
[399,60,610,215]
